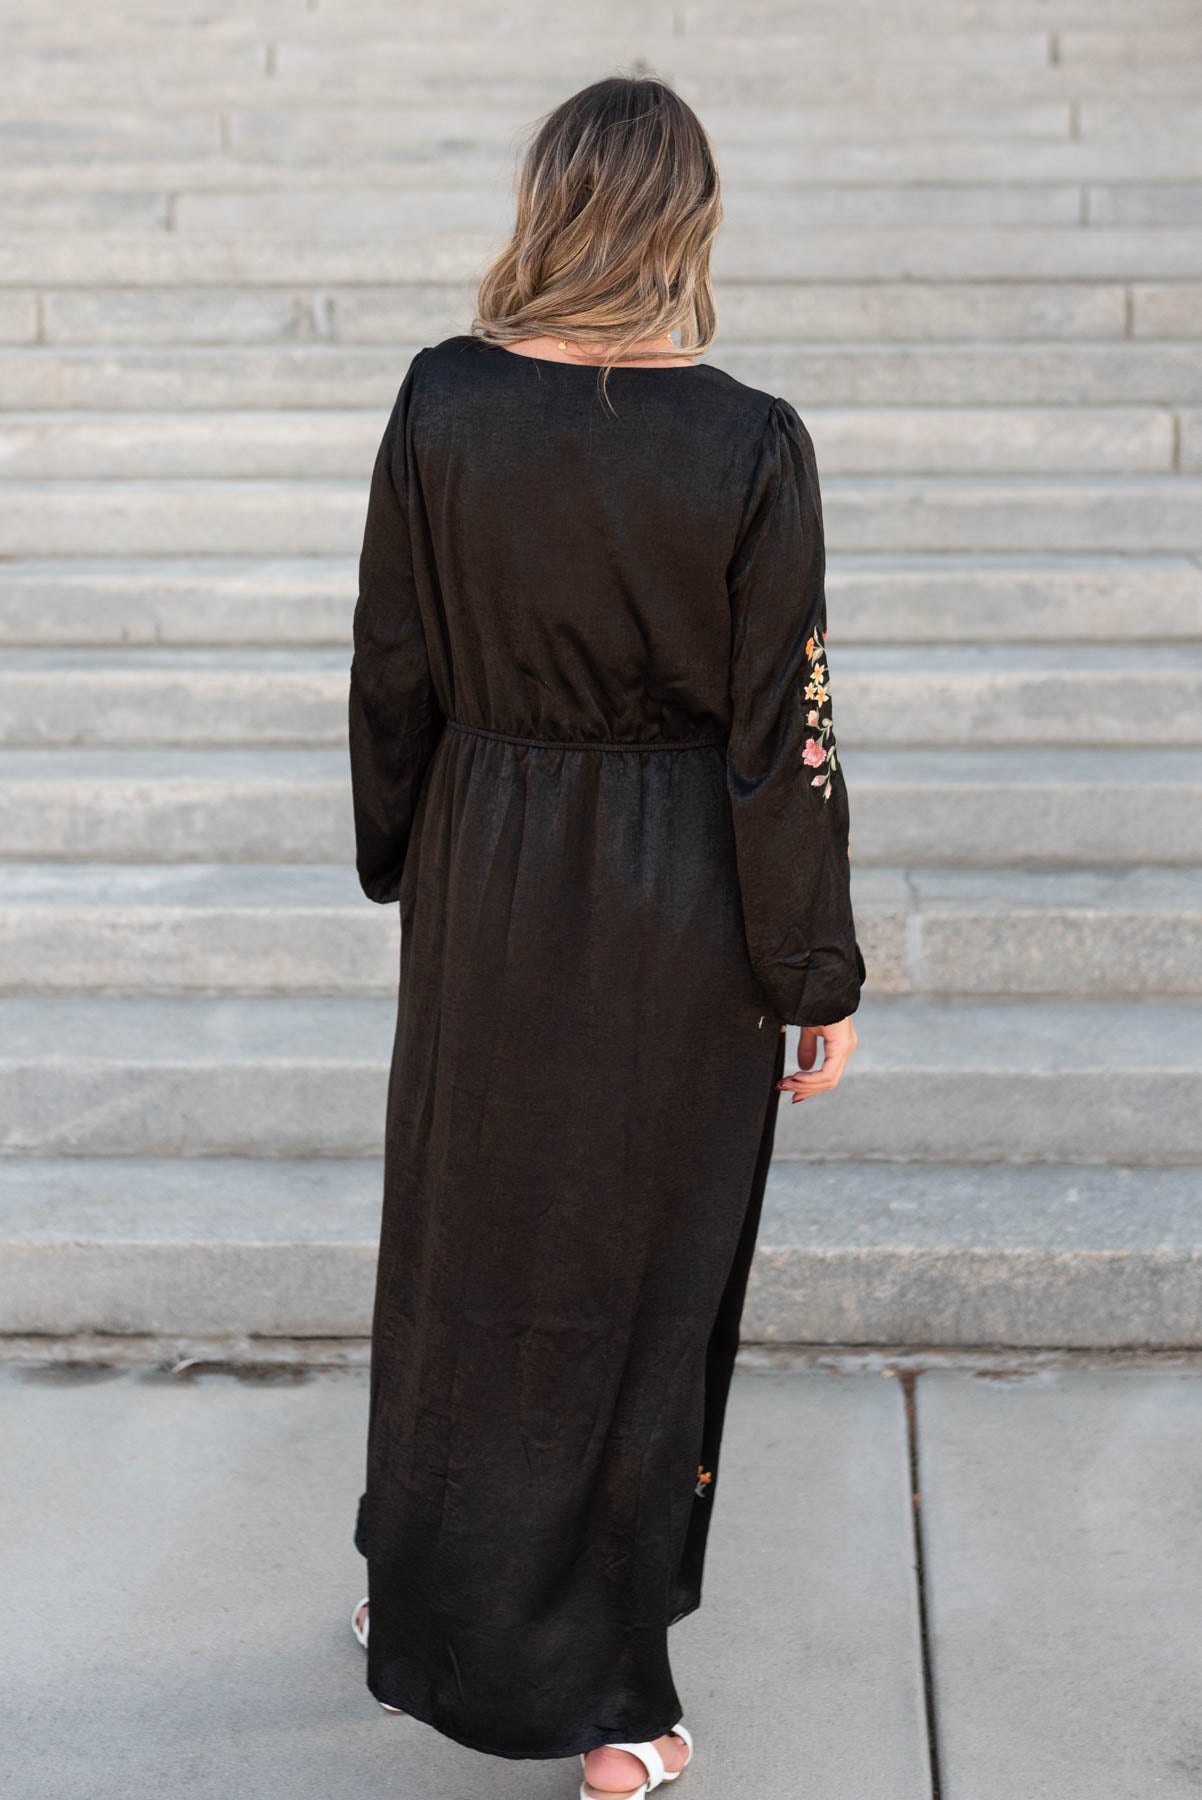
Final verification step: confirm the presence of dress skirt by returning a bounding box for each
[355,722,788,1758]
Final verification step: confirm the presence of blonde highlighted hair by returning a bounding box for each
[472,75,722,402]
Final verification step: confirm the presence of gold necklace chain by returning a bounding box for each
[555,333,676,358]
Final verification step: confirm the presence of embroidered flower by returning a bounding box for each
[695,1465,713,1497]
[801,626,838,801]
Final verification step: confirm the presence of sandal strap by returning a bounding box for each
[602,1741,666,1791]
[661,1722,693,1775]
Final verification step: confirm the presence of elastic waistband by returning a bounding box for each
[444,717,726,754]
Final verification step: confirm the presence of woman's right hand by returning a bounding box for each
[776,1016,858,1103]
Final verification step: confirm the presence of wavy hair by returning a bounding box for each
[472,75,722,405]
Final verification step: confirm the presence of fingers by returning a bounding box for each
[777,1018,858,1102]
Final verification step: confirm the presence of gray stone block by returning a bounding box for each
[40,283,468,350]
[0,863,399,995]
[726,139,1202,183]
[730,343,1202,406]
[835,644,1202,745]
[807,407,1174,474]
[0,346,409,410]
[907,866,1202,996]
[1061,26,1202,61]
[772,998,1202,1162]
[0,291,38,343]
[0,412,387,480]
[1087,181,1202,227]
[0,558,353,647]
[689,281,1127,342]
[0,747,353,862]
[828,555,1202,642]
[0,996,393,1155]
[0,480,364,557]
[0,111,217,159]
[41,288,333,347]
[747,1162,1202,1347]
[1081,95,1202,132]
[0,648,351,746]
[920,1368,1202,1794]
[847,748,1202,866]
[0,189,168,231]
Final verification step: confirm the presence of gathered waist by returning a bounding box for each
[444,717,726,754]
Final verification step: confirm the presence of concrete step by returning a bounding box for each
[0,558,355,647]
[2,1156,1199,1346]
[0,103,1086,172]
[0,645,1198,748]
[3,341,1199,412]
[15,140,1202,197]
[868,866,1202,998]
[798,997,1202,1162]
[831,555,1202,643]
[836,645,1202,746]
[1,863,1197,1001]
[2,475,1199,556]
[845,749,1202,865]
[10,281,1148,349]
[9,45,1199,110]
[155,179,1202,239]
[0,648,350,747]
[0,994,1199,1160]
[12,0,1202,36]
[752,1161,1202,1347]
[9,228,1202,287]
[0,749,354,864]
[1,746,1198,865]
[0,406,1180,478]
[170,183,1089,237]
[0,865,398,996]
[2,555,1196,648]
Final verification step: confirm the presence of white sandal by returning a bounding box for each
[350,1597,405,1714]
[580,1723,694,1800]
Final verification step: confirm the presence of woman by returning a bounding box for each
[347,74,865,1800]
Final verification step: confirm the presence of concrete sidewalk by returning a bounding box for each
[3,1355,1200,1800]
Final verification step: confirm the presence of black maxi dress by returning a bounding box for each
[348,333,865,1761]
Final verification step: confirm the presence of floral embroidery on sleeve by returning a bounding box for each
[801,625,837,802]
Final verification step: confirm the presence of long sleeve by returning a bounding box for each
[348,350,444,903]
[725,396,867,1027]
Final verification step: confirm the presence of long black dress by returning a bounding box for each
[348,333,865,1760]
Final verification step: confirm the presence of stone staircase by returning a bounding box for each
[2,0,1201,1349]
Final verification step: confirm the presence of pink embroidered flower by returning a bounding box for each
[801,623,838,803]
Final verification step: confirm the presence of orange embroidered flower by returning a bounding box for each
[695,1465,713,1497]
[801,624,837,802]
